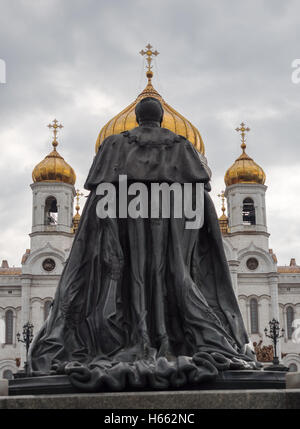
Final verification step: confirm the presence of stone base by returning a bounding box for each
[9,370,286,396]
[286,372,300,389]
[1,389,300,409]
[0,379,8,396]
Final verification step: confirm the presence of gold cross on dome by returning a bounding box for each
[235,122,250,149]
[140,43,159,73]
[75,189,84,212]
[218,190,226,215]
[47,119,63,148]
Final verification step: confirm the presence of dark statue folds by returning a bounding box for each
[28,97,260,392]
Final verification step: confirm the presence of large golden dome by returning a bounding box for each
[224,123,266,187]
[95,70,205,154]
[32,119,76,185]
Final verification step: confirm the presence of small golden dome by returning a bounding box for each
[32,119,76,185]
[72,189,84,233]
[224,123,266,187]
[95,75,205,154]
[72,212,81,233]
[218,191,229,234]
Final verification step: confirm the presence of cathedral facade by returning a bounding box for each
[1,60,300,379]
[220,122,300,372]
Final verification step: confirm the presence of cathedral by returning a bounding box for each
[1,47,299,379]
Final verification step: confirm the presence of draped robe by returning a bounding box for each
[28,125,260,391]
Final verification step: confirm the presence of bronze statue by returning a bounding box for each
[28,97,260,391]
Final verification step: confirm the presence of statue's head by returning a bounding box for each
[135,97,164,126]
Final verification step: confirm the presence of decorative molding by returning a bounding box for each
[238,294,270,302]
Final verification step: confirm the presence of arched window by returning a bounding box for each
[44,300,52,321]
[250,298,259,334]
[44,196,58,225]
[3,369,13,380]
[5,310,13,344]
[242,198,256,225]
[286,306,294,339]
[289,363,298,372]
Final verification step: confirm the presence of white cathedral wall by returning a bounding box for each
[0,292,22,376]
[0,274,59,371]
[29,234,73,256]
[31,182,75,236]
[228,234,269,256]
[30,279,58,331]
[226,184,267,234]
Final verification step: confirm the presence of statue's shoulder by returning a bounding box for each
[121,127,191,147]
[102,133,124,145]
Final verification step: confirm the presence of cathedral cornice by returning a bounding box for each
[238,272,279,279]
[29,231,74,238]
[226,231,270,238]
[20,274,61,281]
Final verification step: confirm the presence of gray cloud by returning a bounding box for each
[1,0,300,265]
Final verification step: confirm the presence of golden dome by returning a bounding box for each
[224,123,266,187]
[32,119,76,185]
[95,70,205,154]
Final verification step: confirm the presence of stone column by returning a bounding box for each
[246,301,251,334]
[0,313,5,345]
[238,297,248,332]
[12,313,17,347]
[282,307,288,343]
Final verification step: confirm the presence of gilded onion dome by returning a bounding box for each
[95,44,205,154]
[224,122,266,187]
[32,119,76,185]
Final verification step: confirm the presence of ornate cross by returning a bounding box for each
[140,43,159,73]
[218,190,226,215]
[47,119,63,148]
[235,122,250,150]
[75,189,84,213]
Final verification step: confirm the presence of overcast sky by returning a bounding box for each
[1,0,300,266]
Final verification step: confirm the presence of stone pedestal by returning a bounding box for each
[1,389,300,409]
[0,379,8,396]
[286,372,300,389]
[9,370,286,396]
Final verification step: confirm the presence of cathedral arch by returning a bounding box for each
[289,363,298,372]
[22,243,65,275]
[2,369,13,379]
[250,298,259,334]
[286,306,294,340]
[0,360,17,378]
[44,196,58,225]
[237,243,276,273]
[242,198,256,225]
[282,353,300,371]
[5,309,14,344]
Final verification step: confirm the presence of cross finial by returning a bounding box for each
[235,122,250,152]
[75,189,84,214]
[218,190,226,216]
[47,119,63,149]
[140,43,159,81]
